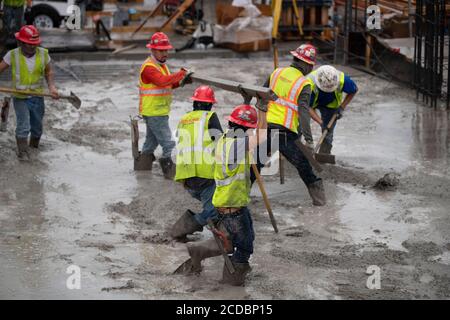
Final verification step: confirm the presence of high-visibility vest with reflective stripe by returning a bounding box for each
[10,47,49,99]
[175,110,216,181]
[4,0,25,7]
[267,67,309,133]
[212,133,251,208]
[139,58,172,117]
[308,70,345,109]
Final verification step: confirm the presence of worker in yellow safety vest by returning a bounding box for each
[0,25,59,161]
[261,43,326,206]
[138,32,191,179]
[304,65,358,155]
[170,85,223,242]
[176,103,268,286]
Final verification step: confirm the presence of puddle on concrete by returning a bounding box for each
[337,183,430,251]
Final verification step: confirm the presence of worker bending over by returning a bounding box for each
[302,65,358,155]
[176,104,268,286]
[171,85,223,242]
[262,44,326,206]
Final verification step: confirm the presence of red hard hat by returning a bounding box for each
[191,85,217,103]
[290,43,317,65]
[146,32,173,50]
[15,25,41,45]
[228,105,258,129]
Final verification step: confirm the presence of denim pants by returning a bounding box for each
[142,115,175,158]
[317,106,338,145]
[13,97,45,139]
[256,128,319,186]
[219,207,254,264]
[186,182,218,226]
[2,5,24,47]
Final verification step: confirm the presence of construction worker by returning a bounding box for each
[0,25,59,161]
[170,85,223,242]
[138,31,189,179]
[1,0,32,51]
[176,104,267,286]
[304,65,358,154]
[262,43,326,206]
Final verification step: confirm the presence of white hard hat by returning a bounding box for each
[315,65,340,92]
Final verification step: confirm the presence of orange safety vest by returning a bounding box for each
[267,67,309,133]
[139,57,172,117]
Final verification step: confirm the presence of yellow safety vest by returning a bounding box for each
[267,67,309,133]
[175,110,216,181]
[10,47,49,99]
[212,133,251,208]
[308,70,346,109]
[139,57,172,117]
[4,0,25,7]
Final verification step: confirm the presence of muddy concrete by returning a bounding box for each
[1,57,449,299]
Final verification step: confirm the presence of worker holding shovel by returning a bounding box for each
[0,25,59,161]
[305,65,358,157]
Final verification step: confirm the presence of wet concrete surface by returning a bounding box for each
[0,57,449,299]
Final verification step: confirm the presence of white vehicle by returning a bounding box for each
[29,0,77,29]
[29,0,102,29]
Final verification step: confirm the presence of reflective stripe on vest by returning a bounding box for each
[139,57,172,117]
[212,133,250,208]
[267,67,308,133]
[10,47,48,98]
[175,111,216,181]
[308,70,345,109]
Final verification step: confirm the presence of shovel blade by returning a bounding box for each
[173,258,194,275]
[314,153,336,164]
[67,91,81,109]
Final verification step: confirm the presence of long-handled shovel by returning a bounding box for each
[0,87,81,109]
[314,113,338,164]
[251,163,278,233]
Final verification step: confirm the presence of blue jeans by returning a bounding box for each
[13,97,45,139]
[318,106,338,145]
[186,182,217,226]
[272,128,320,186]
[142,115,175,158]
[2,5,24,47]
[219,207,254,264]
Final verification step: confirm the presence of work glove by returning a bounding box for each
[255,93,268,112]
[179,68,193,87]
[237,85,252,105]
[336,106,344,119]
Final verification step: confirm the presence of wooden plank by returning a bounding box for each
[321,6,328,26]
[310,7,316,26]
[159,0,195,32]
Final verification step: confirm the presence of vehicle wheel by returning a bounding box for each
[30,6,61,29]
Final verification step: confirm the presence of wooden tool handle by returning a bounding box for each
[251,163,279,233]
[314,113,338,154]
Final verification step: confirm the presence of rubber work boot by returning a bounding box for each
[221,261,251,286]
[16,137,30,161]
[159,157,175,179]
[186,239,222,273]
[307,179,326,206]
[318,142,332,154]
[134,152,155,171]
[29,136,40,148]
[170,210,203,241]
